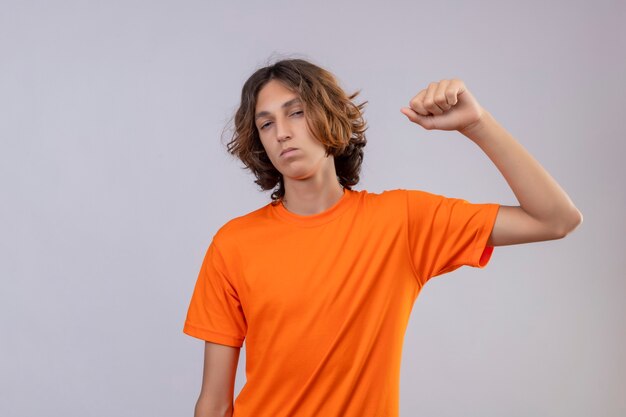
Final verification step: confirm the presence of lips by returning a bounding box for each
[280,147,298,156]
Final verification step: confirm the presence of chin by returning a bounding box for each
[283,168,316,181]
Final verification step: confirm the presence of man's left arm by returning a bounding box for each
[401,79,583,247]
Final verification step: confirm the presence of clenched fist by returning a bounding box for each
[400,79,485,132]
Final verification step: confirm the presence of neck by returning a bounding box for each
[281,174,344,216]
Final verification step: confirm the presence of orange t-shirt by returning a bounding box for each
[183,188,500,417]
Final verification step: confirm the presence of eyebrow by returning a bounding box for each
[255,98,302,121]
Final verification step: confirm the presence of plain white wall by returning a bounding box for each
[1,0,624,416]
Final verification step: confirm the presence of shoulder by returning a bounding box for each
[354,188,404,199]
[359,188,420,205]
[211,203,273,248]
[350,188,416,216]
[359,188,451,215]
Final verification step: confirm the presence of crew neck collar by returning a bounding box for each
[270,188,356,226]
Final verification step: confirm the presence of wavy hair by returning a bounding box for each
[225,58,367,202]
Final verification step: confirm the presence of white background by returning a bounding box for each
[1,0,624,416]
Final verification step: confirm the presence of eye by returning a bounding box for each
[291,110,304,117]
[260,121,272,130]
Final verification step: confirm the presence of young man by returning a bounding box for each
[183,59,583,417]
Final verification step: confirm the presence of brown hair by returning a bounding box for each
[225,58,367,202]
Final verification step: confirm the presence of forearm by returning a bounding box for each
[460,110,582,232]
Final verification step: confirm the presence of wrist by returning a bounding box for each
[459,110,493,140]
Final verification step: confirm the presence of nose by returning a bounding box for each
[275,118,292,142]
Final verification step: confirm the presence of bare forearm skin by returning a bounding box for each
[460,110,583,235]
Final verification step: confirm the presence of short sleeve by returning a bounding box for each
[183,240,247,347]
[405,189,500,286]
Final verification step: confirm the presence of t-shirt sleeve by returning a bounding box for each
[183,239,247,347]
[405,189,500,287]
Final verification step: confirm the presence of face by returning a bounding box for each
[254,79,335,183]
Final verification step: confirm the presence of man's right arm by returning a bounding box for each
[194,341,241,417]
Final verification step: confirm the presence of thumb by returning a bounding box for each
[400,107,428,127]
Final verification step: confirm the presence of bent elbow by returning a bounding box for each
[555,209,584,238]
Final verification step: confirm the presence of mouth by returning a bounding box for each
[280,147,298,156]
